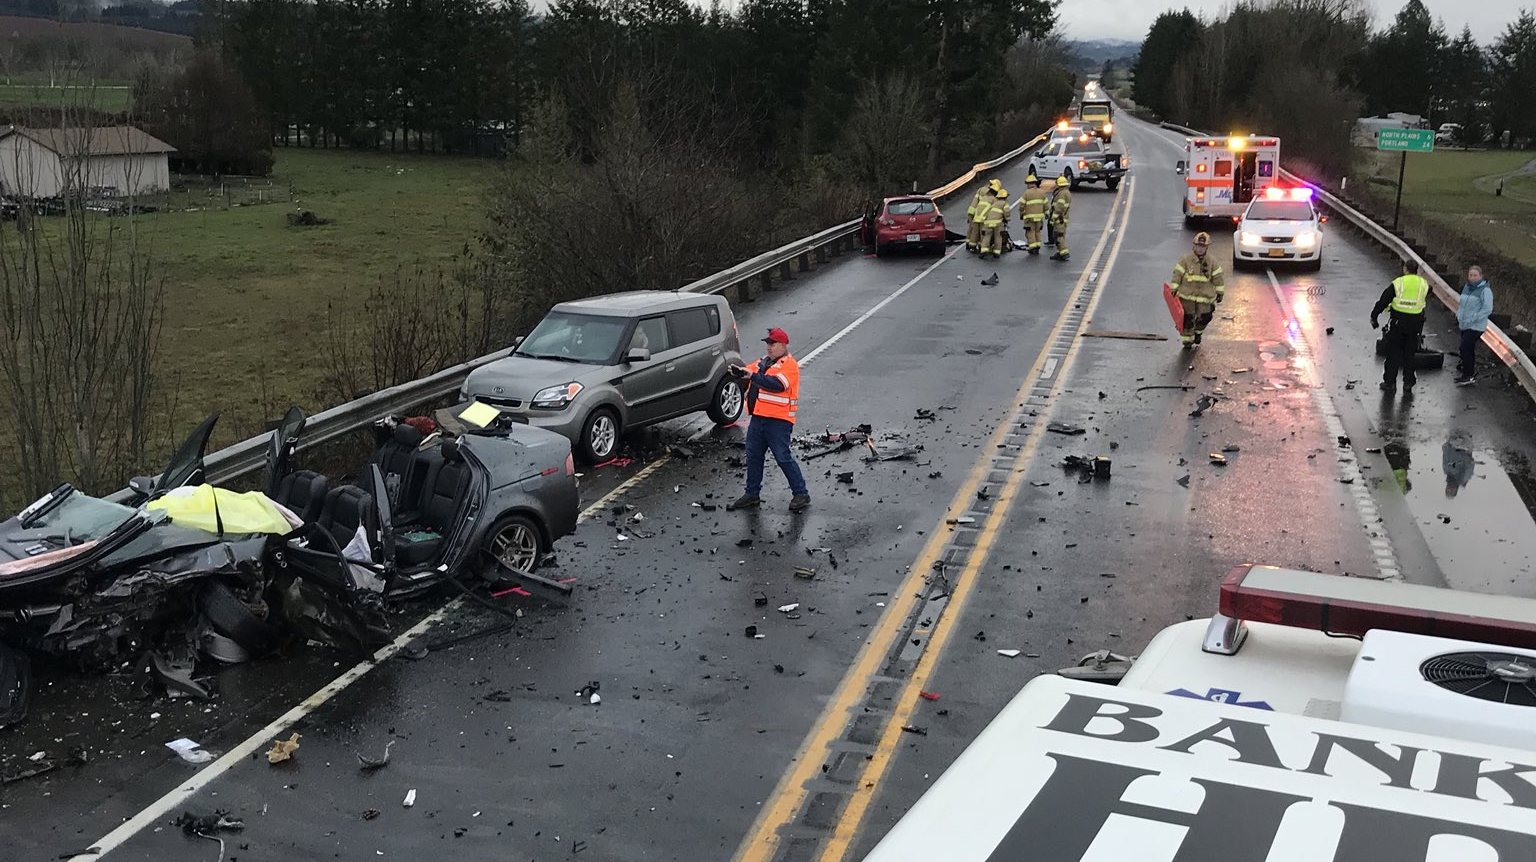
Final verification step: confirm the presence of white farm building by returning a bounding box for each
[0,126,175,199]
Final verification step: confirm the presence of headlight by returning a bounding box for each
[1240,231,1261,246]
[1294,231,1318,249]
[532,382,583,409]
[1103,123,1113,133]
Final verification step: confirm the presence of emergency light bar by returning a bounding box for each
[1262,187,1315,201]
[1210,565,1536,656]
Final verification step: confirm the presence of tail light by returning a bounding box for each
[1196,189,1206,201]
[564,453,576,477]
[881,218,896,227]
[1077,160,1087,169]
[929,215,942,224]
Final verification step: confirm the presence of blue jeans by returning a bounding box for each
[744,416,807,497]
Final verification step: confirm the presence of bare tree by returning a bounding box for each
[839,73,933,200]
[0,81,166,506]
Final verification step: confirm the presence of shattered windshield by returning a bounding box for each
[517,311,628,364]
[12,490,135,548]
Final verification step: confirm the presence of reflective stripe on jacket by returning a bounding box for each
[1022,186,1048,221]
[1172,252,1225,303]
[982,197,1008,228]
[1390,274,1428,314]
[1049,188,1071,223]
[749,354,800,423]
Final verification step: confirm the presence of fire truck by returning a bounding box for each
[1176,134,1281,224]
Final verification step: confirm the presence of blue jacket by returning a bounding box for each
[1457,279,1493,331]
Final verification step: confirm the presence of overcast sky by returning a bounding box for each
[1056,0,1524,44]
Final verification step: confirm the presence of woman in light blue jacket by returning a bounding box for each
[1456,265,1493,384]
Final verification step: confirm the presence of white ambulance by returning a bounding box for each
[863,565,1536,861]
[1176,134,1282,223]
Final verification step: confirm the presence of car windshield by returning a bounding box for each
[1246,201,1314,221]
[887,200,935,216]
[1065,140,1102,155]
[517,311,629,364]
[18,488,136,545]
[1081,105,1110,119]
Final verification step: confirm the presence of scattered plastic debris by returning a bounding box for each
[265,733,301,765]
[1177,474,1191,488]
[793,566,818,580]
[901,724,929,736]
[362,808,381,821]
[357,740,395,771]
[1188,395,1218,417]
[980,273,1000,286]
[919,691,941,701]
[997,649,1022,658]
[1209,453,1228,466]
[947,516,977,525]
[166,738,215,765]
[1047,422,1086,435]
[777,603,800,613]
[403,789,417,808]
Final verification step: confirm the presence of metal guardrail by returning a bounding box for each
[1157,121,1536,405]
[116,131,1049,496]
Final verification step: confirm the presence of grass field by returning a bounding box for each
[137,148,496,438]
[0,81,133,111]
[1358,148,1536,267]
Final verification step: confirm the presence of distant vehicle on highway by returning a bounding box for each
[1028,135,1126,191]
[865,194,947,257]
[1435,122,1462,146]
[1078,96,1114,142]
[1232,186,1325,271]
[461,291,745,463]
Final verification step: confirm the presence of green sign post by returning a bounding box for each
[1377,128,1434,230]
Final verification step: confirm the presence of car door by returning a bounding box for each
[661,304,724,418]
[136,413,219,501]
[264,406,307,496]
[616,315,675,425]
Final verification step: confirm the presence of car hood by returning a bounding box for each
[464,356,611,401]
[1242,220,1315,237]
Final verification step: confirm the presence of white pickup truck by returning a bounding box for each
[1027,135,1127,191]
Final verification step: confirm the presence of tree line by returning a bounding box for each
[1132,1,1536,178]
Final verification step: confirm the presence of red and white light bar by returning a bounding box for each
[1217,565,1536,650]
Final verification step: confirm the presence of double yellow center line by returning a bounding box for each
[732,173,1139,862]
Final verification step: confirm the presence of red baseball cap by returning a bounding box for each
[762,327,789,345]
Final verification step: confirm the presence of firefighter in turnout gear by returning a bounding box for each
[1021,174,1047,255]
[980,188,1010,259]
[1048,175,1071,261]
[966,179,1001,253]
[1170,232,1226,348]
[1370,259,1430,395]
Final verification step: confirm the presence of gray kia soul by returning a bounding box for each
[461,291,745,463]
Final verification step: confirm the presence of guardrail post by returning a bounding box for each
[742,277,762,302]
[798,251,812,272]
[815,245,829,264]
[762,271,777,293]
[777,261,793,281]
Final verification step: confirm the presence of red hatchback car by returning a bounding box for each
[866,195,946,256]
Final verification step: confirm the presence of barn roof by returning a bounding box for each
[0,126,176,156]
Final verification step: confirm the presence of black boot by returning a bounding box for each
[727,495,761,511]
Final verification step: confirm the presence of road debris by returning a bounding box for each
[1081,330,1168,341]
[403,789,417,808]
[1221,444,1240,453]
[1,761,55,784]
[1177,474,1191,488]
[777,603,800,613]
[1047,422,1086,435]
[997,649,1022,658]
[1135,384,1194,394]
[793,566,818,580]
[836,471,855,484]
[1231,367,1252,374]
[356,740,396,771]
[362,808,381,821]
[980,273,1000,286]
[1209,453,1228,466]
[265,733,301,764]
[914,408,937,421]
[947,516,977,525]
[901,724,929,736]
[165,738,215,765]
[919,691,941,701]
[576,681,601,704]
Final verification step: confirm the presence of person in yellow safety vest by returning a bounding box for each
[1170,232,1226,347]
[966,179,1001,253]
[980,188,1010,259]
[1021,174,1048,255]
[1048,175,1072,261]
[1370,258,1430,395]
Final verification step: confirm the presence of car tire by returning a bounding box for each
[1307,257,1323,272]
[874,242,887,258]
[1065,169,1078,190]
[483,513,545,575]
[577,407,621,464]
[199,580,280,655]
[1106,179,1120,191]
[1232,257,1249,273]
[707,375,745,425]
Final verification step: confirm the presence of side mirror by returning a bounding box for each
[129,475,155,496]
[1175,160,1186,175]
[512,336,524,347]
[626,348,651,363]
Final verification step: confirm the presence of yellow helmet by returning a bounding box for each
[1194,231,1212,244]
[988,178,1002,191]
[996,189,1009,199]
[1057,175,1069,186]
[1026,173,1039,184]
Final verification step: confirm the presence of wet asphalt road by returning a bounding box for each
[5,112,1536,862]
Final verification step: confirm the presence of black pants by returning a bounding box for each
[1458,328,1482,377]
[1383,318,1423,388]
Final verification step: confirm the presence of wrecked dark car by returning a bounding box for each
[0,403,579,727]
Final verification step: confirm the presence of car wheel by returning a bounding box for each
[199,580,280,655]
[1232,257,1248,273]
[874,242,887,257]
[577,407,620,464]
[1106,179,1120,191]
[1065,169,1078,190]
[1307,257,1323,272]
[485,514,544,575]
[707,375,745,425]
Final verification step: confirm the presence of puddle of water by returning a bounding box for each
[1398,446,1536,596]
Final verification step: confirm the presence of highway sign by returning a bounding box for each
[1377,128,1434,152]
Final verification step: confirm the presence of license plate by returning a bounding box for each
[1268,248,1286,257]
[906,234,921,242]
